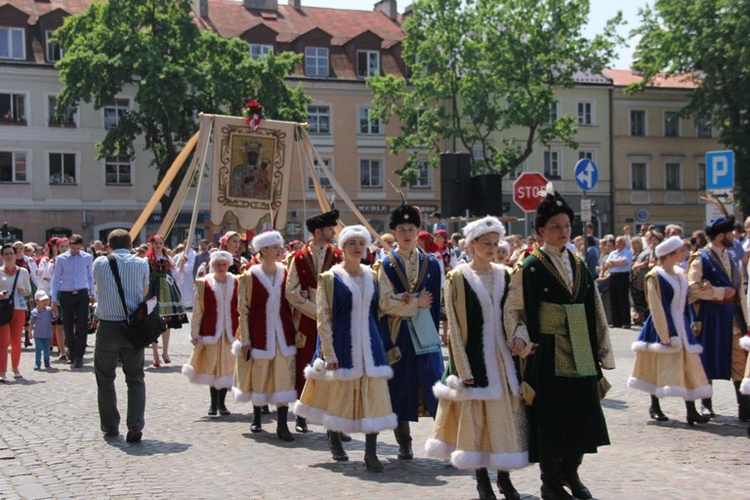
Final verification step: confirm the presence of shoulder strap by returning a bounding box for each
[8,270,19,299]
[107,255,130,317]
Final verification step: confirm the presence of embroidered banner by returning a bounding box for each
[210,115,297,234]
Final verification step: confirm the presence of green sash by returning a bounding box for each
[539,301,597,377]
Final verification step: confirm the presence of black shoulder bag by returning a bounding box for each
[0,270,20,325]
[107,255,167,349]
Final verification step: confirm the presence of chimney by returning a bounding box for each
[193,0,208,18]
[374,0,397,21]
[244,0,279,11]
[288,0,301,9]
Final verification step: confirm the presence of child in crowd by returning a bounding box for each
[29,290,56,370]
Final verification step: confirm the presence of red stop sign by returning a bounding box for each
[513,172,549,212]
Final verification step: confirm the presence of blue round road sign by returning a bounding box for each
[574,158,599,191]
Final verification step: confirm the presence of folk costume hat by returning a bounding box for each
[209,250,234,267]
[535,182,574,232]
[305,209,339,233]
[702,193,735,237]
[338,225,372,248]
[463,216,506,243]
[655,236,684,258]
[251,230,283,250]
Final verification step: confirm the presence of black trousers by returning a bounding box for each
[609,272,631,328]
[59,290,90,358]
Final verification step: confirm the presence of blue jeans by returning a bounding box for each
[34,337,51,368]
[94,320,145,433]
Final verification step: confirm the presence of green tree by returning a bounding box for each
[368,0,622,184]
[632,0,750,212]
[54,0,309,214]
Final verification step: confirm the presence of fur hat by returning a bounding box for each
[251,230,283,250]
[535,183,574,232]
[389,204,421,229]
[306,209,339,233]
[209,250,234,267]
[705,216,735,238]
[655,236,684,258]
[463,216,506,243]
[338,225,372,248]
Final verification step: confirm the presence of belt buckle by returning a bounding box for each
[71,290,79,295]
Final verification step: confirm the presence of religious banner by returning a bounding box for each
[210,115,297,234]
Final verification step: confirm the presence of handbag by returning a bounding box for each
[0,270,20,326]
[107,255,167,349]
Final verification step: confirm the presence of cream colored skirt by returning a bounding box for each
[628,349,712,400]
[182,334,234,389]
[233,344,296,406]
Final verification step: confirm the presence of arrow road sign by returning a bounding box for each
[574,158,599,191]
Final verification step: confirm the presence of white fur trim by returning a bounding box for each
[212,375,234,390]
[292,402,327,424]
[424,438,455,460]
[627,376,713,400]
[209,250,233,267]
[463,216,506,243]
[231,386,253,403]
[304,358,328,380]
[181,364,215,385]
[450,449,528,471]
[199,274,237,345]
[739,335,750,351]
[248,264,296,360]
[251,230,283,251]
[250,390,298,407]
[655,236,683,258]
[322,413,398,434]
[338,225,372,248]
[231,339,249,357]
[740,378,750,396]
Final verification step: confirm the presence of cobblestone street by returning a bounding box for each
[1,323,747,499]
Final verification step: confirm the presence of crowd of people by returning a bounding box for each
[2,194,750,499]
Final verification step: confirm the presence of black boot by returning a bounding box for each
[734,381,750,422]
[276,406,294,441]
[364,433,384,472]
[394,420,413,459]
[327,430,349,461]
[217,389,231,416]
[685,400,710,426]
[250,406,262,432]
[560,455,592,499]
[261,404,271,414]
[539,461,573,500]
[496,470,520,500]
[701,380,715,418]
[295,416,308,433]
[208,387,218,416]
[649,395,668,421]
[475,468,497,500]
[339,431,352,442]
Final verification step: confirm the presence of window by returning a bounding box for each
[48,95,76,126]
[0,27,24,60]
[696,115,712,138]
[308,158,332,189]
[631,162,647,190]
[0,92,26,124]
[104,98,129,129]
[665,162,681,190]
[543,150,561,179]
[45,30,63,63]
[630,110,646,136]
[249,44,273,61]
[664,111,679,137]
[410,160,431,188]
[359,159,383,188]
[697,162,706,190]
[578,150,595,161]
[307,106,330,135]
[577,101,594,125]
[359,107,381,135]
[305,47,329,77]
[49,153,76,184]
[544,102,559,125]
[0,151,27,183]
[105,156,132,185]
[508,162,524,180]
[357,50,380,78]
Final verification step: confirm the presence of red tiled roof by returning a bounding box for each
[604,68,700,89]
[0,0,98,23]
[206,0,405,48]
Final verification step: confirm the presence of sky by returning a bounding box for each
[298,0,652,69]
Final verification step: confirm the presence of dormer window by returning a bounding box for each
[357,50,380,78]
[249,43,273,61]
[46,30,64,63]
[305,47,329,77]
[0,27,25,60]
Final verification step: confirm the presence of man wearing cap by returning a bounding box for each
[285,209,342,433]
[687,216,750,421]
[504,185,613,500]
[377,203,443,460]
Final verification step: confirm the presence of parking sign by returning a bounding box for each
[706,150,734,189]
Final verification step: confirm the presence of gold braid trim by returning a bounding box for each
[388,248,428,294]
[531,248,583,298]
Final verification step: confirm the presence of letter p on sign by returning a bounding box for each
[706,150,734,190]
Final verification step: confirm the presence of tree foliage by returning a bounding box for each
[54,0,309,214]
[632,0,750,212]
[368,0,622,183]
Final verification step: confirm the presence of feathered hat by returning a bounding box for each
[306,209,339,233]
[389,184,421,229]
[535,182,574,232]
[701,193,735,237]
